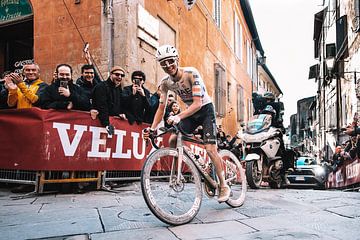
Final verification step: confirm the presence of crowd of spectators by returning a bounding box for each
[329,115,360,172]
[0,49,162,136]
[0,48,172,192]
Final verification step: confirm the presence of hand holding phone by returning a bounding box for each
[60,80,68,88]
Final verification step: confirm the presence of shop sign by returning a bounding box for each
[0,0,32,23]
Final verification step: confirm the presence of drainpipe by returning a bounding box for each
[107,0,114,71]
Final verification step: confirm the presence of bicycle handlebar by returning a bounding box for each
[146,125,204,149]
[146,126,177,149]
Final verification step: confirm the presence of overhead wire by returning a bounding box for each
[62,0,104,80]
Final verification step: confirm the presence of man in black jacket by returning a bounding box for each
[40,64,91,111]
[123,70,151,125]
[91,66,127,135]
[76,64,100,105]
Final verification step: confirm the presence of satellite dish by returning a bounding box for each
[183,0,196,10]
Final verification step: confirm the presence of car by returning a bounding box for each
[287,156,327,189]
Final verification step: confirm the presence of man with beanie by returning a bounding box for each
[91,66,127,135]
[123,70,151,125]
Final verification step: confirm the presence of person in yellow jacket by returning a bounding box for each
[6,63,47,109]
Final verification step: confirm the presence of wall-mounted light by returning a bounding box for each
[325,43,336,73]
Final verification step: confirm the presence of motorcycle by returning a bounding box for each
[242,113,285,189]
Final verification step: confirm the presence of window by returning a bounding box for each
[234,14,242,61]
[237,85,245,122]
[246,40,253,77]
[214,63,226,117]
[213,0,221,28]
[227,82,231,102]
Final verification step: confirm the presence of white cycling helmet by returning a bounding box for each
[155,45,179,62]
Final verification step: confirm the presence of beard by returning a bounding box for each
[58,77,71,82]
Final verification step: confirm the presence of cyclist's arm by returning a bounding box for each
[177,95,201,120]
[150,88,167,130]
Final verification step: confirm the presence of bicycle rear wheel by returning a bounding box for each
[141,147,202,225]
[218,149,247,207]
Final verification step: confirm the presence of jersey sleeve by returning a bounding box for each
[192,69,204,97]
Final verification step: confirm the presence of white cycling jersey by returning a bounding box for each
[160,67,212,107]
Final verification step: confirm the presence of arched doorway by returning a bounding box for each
[0,0,33,74]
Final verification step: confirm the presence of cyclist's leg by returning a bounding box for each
[168,133,177,148]
[204,144,230,201]
[201,104,230,202]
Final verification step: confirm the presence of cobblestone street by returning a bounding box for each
[0,183,359,240]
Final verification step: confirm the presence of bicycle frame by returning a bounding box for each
[173,131,218,190]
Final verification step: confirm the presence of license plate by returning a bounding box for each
[296,176,305,181]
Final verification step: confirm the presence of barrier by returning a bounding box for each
[0,108,156,193]
[326,157,360,190]
[0,108,208,193]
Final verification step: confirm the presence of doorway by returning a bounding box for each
[0,18,33,74]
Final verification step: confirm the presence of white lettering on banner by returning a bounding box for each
[87,126,111,158]
[53,122,87,156]
[346,162,360,179]
[112,130,131,159]
[53,122,151,159]
[131,132,146,159]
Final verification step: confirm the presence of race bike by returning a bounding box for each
[242,114,285,189]
[140,126,247,225]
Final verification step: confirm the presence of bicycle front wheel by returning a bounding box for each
[141,147,202,225]
[218,149,247,207]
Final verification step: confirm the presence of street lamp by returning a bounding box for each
[325,53,360,85]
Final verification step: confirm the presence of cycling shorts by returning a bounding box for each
[179,103,217,144]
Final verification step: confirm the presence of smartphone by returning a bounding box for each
[60,80,68,88]
[83,42,89,53]
[134,78,141,86]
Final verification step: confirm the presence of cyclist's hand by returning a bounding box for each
[167,115,181,125]
[142,127,155,141]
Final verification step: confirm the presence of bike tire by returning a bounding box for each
[218,150,247,207]
[141,147,202,225]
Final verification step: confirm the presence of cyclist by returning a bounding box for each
[143,44,231,202]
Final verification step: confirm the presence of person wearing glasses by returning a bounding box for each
[91,66,127,135]
[143,45,231,203]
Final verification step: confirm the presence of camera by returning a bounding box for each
[59,80,68,88]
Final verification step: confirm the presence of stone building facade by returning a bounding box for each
[1,0,279,135]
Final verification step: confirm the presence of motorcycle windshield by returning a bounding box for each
[246,114,271,134]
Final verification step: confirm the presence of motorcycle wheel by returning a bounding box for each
[245,161,262,189]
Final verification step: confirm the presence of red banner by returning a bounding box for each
[0,108,162,171]
[326,157,360,188]
[0,108,209,171]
